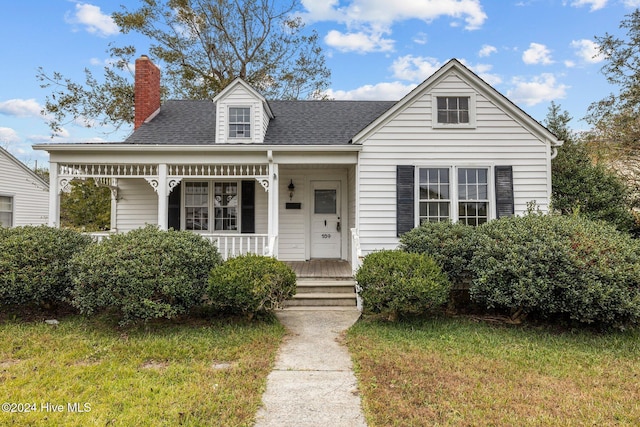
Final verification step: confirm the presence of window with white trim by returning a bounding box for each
[417,167,489,226]
[214,182,238,231]
[419,168,450,223]
[457,168,489,226]
[185,182,209,231]
[437,97,469,124]
[228,107,251,138]
[0,196,12,227]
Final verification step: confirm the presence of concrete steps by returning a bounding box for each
[284,278,357,308]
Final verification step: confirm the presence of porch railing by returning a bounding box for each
[201,234,270,260]
[87,232,271,261]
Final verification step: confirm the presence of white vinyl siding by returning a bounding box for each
[0,150,48,227]
[115,178,158,232]
[278,171,307,261]
[357,72,551,255]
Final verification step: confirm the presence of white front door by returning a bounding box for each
[310,180,341,259]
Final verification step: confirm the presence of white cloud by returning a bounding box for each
[565,60,576,68]
[478,44,497,57]
[0,99,42,118]
[507,74,568,106]
[327,81,417,100]
[570,39,604,64]
[302,0,487,31]
[413,32,428,45]
[624,0,640,6]
[0,127,20,144]
[65,3,118,37]
[570,0,608,11]
[522,43,553,65]
[391,55,442,82]
[325,29,394,53]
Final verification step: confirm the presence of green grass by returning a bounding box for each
[0,314,284,426]
[346,316,640,426]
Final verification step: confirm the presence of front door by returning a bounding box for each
[310,180,341,259]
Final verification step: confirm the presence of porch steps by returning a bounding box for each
[284,278,358,308]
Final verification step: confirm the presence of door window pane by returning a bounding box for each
[314,190,336,214]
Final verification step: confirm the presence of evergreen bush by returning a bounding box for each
[207,254,296,316]
[355,250,451,320]
[69,225,221,324]
[0,226,92,306]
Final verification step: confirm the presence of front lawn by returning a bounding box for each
[347,317,640,426]
[0,314,284,426]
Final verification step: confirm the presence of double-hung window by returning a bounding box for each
[457,168,489,226]
[417,167,489,226]
[185,182,209,231]
[228,107,251,138]
[419,168,450,223]
[0,196,12,227]
[214,182,238,231]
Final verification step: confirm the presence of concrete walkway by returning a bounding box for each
[254,309,367,427]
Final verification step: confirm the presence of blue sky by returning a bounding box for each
[1,0,639,167]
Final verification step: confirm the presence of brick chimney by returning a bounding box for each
[134,55,161,130]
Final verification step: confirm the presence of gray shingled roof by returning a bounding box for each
[124,99,396,145]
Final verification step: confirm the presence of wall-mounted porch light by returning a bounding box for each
[288,179,295,200]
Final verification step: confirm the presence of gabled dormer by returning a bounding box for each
[213,78,274,144]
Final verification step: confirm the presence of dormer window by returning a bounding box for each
[229,107,251,138]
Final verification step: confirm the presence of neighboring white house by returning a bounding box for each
[34,56,561,269]
[0,146,49,227]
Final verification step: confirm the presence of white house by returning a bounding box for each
[0,146,49,227]
[34,56,561,270]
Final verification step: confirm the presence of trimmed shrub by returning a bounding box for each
[69,225,221,324]
[355,250,451,321]
[207,255,296,316]
[0,226,92,306]
[469,214,640,328]
[400,221,479,288]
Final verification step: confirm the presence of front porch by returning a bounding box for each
[285,260,353,278]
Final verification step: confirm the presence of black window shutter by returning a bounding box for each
[241,180,255,233]
[168,182,181,230]
[396,165,415,236]
[495,166,514,218]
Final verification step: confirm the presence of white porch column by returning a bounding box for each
[110,179,118,232]
[266,152,279,257]
[48,162,60,227]
[157,164,168,230]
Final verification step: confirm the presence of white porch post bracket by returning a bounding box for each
[157,164,169,230]
[58,178,73,194]
[48,162,60,227]
[256,177,270,192]
[145,177,160,193]
[168,178,182,194]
